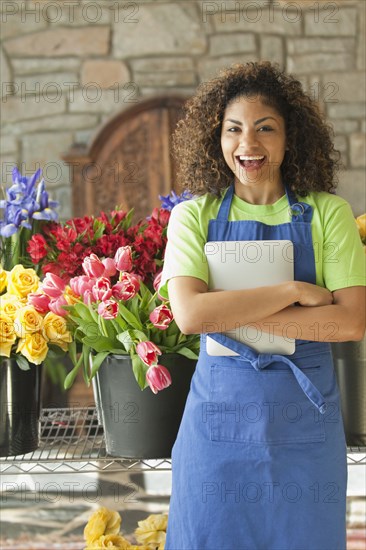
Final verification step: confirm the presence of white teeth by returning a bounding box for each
[238,155,265,160]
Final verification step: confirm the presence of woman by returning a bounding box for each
[159,61,365,549]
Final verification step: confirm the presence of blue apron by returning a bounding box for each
[165,184,347,550]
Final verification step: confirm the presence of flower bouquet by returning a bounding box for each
[83,506,167,550]
[28,190,199,393]
[355,213,366,252]
[0,168,71,370]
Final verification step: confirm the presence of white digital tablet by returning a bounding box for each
[204,240,295,356]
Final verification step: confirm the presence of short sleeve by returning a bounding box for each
[322,201,366,292]
[158,201,209,300]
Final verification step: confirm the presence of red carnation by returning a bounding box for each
[27,234,48,263]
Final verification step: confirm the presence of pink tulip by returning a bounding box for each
[146,364,172,394]
[114,246,133,272]
[49,295,68,317]
[83,289,95,305]
[27,292,51,314]
[153,271,162,292]
[136,341,162,367]
[70,275,96,298]
[112,272,140,301]
[98,299,119,319]
[92,277,112,302]
[41,272,66,298]
[82,253,105,278]
[102,257,117,277]
[149,304,173,330]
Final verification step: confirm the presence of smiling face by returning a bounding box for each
[221,95,287,203]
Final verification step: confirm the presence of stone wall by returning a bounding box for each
[0,0,365,217]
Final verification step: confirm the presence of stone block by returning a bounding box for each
[287,37,355,54]
[21,132,74,188]
[350,133,366,167]
[362,121,366,133]
[260,36,284,66]
[209,33,256,55]
[334,135,347,153]
[81,60,130,89]
[210,6,301,35]
[4,27,110,57]
[330,119,359,134]
[320,72,365,104]
[113,4,206,57]
[1,94,66,123]
[12,58,80,75]
[52,185,72,221]
[0,46,12,98]
[0,135,18,154]
[327,103,365,119]
[198,54,259,82]
[0,4,48,40]
[134,71,197,87]
[1,114,99,136]
[304,7,357,36]
[68,88,139,114]
[337,169,365,216]
[14,72,79,97]
[357,0,365,70]
[287,53,354,74]
[131,57,194,72]
[31,1,111,26]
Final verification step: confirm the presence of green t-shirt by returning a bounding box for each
[159,188,366,300]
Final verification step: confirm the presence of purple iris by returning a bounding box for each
[158,190,193,211]
[0,167,59,237]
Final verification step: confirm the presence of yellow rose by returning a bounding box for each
[0,312,16,357]
[356,213,366,243]
[84,534,131,549]
[134,514,168,548]
[16,332,48,365]
[84,508,122,545]
[65,285,81,305]
[42,312,72,351]
[0,293,25,319]
[7,265,39,298]
[0,267,8,293]
[14,306,44,338]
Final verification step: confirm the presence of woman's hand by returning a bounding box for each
[296,281,333,307]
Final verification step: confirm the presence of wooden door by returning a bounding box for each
[63,96,188,221]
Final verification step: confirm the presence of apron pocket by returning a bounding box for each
[209,364,325,445]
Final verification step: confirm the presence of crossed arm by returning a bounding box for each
[167,277,366,343]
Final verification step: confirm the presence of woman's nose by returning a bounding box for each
[239,129,258,147]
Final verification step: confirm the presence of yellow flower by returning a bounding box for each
[64,285,81,305]
[42,312,72,351]
[134,514,168,549]
[356,213,366,244]
[84,534,131,550]
[14,305,44,338]
[0,312,16,357]
[7,265,39,298]
[16,332,48,365]
[0,267,8,293]
[0,293,25,319]
[84,508,122,545]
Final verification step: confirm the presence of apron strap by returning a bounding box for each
[216,185,234,221]
[206,333,327,414]
[285,185,314,223]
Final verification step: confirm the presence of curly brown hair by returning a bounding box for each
[173,61,342,197]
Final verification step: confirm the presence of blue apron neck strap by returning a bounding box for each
[216,185,234,221]
[216,183,312,223]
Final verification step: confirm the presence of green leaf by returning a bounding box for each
[116,330,134,352]
[64,354,84,389]
[15,355,31,371]
[161,334,179,348]
[89,351,110,379]
[71,302,97,322]
[118,303,142,330]
[82,335,116,353]
[175,346,199,360]
[131,353,148,390]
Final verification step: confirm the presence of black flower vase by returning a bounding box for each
[0,358,43,457]
[96,353,196,458]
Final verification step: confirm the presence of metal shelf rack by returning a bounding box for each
[0,407,365,474]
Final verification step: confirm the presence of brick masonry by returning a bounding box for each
[0,0,365,218]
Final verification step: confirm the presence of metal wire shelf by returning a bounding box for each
[0,407,173,474]
[0,407,365,474]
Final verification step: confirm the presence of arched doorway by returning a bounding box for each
[63,95,189,221]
